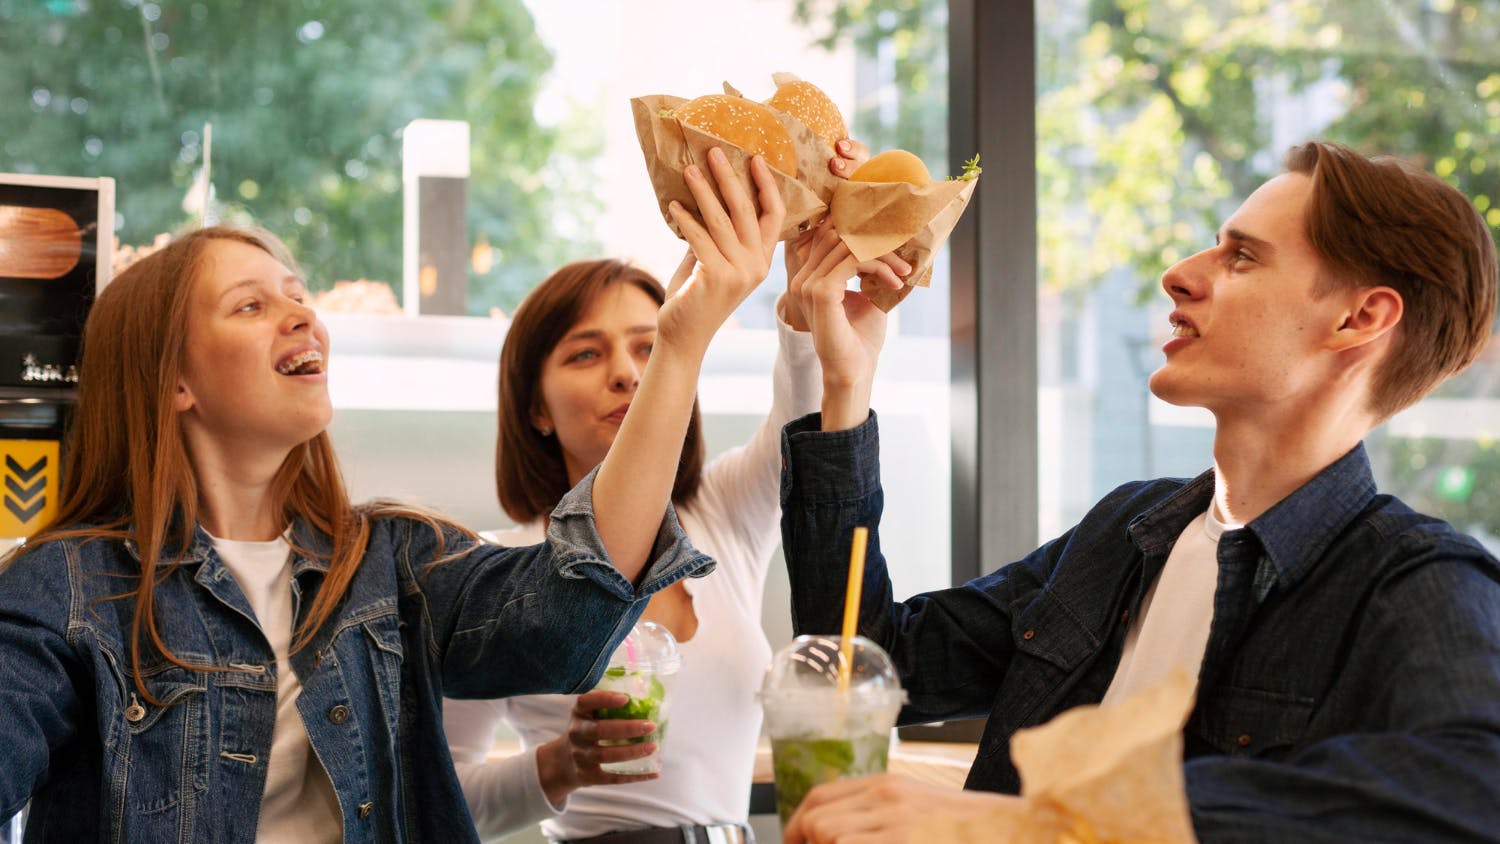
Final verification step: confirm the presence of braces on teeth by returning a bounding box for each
[278,350,324,375]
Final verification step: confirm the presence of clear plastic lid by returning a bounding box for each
[607,620,682,675]
[761,634,906,708]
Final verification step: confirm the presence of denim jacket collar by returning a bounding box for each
[1127,442,1377,590]
[1245,443,1377,589]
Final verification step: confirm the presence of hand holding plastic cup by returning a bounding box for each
[591,620,681,775]
[760,633,906,824]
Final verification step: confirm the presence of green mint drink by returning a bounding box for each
[770,732,891,823]
[593,622,680,775]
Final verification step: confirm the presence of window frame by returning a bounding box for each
[949,0,1039,584]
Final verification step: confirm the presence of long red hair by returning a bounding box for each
[14,226,464,703]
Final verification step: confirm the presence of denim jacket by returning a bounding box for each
[780,412,1500,842]
[0,469,714,843]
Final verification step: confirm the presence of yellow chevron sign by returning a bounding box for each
[1,439,59,538]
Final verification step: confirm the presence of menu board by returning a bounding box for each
[0,174,114,389]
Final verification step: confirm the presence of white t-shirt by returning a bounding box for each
[442,309,821,841]
[212,533,342,844]
[1100,508,1232,707]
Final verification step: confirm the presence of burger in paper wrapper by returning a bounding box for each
[923,669,1200,843]
[835,152,980,312]
[764,73,848,153]
[632,86,834,243]
[632,74,979,313]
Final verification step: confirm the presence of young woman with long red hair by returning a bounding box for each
[0,150,781,843]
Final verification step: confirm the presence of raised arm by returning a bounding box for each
[590,150,785,583]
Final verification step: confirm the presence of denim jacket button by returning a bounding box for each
[328,704,351,724]
[1022,629,1036,640]
[358,801,374,819]
[124,703,146,722]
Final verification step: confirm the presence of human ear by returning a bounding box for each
[174,380,196,413]
[1329,286,1403,352]
[529,405,554,438]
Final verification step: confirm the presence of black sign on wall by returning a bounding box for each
[0,175,115,389]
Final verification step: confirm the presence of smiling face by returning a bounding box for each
[175,238,333,456]
[1147,172,1358,417]
[533,282,659,485]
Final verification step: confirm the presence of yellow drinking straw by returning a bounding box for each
[836,526,870,693]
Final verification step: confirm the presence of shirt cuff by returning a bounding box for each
[780,410,882,504]
[524,748,569,816]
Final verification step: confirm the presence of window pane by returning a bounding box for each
[3,1,952,592]
[1038,0,1500,550]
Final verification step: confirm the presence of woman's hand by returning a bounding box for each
[533,689,660,808]
[660,148,786,355]
[828,137,871,179]
[783,773,1027,844]
[789,225,899,430]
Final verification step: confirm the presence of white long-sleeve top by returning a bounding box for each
[443,309,821,842]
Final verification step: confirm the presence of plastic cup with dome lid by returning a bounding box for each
[592,620,682,774]
[760,633,907,824]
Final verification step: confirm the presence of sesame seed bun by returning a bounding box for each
[764,80,847,150]
[675,94,799,177]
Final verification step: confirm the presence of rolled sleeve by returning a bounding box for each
[547,464,716,600]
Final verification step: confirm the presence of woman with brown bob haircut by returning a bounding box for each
[494,259,708,522]
[443,144,912,843]
[0,149,784,842]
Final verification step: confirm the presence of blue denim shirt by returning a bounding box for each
[780,412,1500,842]
[0,468,714,843]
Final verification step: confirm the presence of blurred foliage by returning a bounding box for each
[803,0,1500,535]
[0,0,601,315]
[796,0,1500,302]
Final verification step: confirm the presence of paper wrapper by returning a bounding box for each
[832,175,977,312]
[631,89,839,243]
[924,669,1199,843]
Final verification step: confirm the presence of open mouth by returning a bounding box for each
[1169,317,1199,339]
[276,349,325,376]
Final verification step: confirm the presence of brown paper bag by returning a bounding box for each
[834,176,977,312]
[923,669,1200,843]
[631,93,829,243]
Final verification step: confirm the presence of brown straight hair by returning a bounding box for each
[496,259,705,524]
[1286,141,1498,419]
[14,226,467,704]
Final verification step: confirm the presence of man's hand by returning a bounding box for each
[784,138,906,332]
[789,225,898,430]
[783,773,1027,844]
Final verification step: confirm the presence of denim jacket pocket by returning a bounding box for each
[102,653,211,814]
[362,617,405,728]
[1189,685,1315,759]
[978,592,1101,761]
[1009,591,1098,673]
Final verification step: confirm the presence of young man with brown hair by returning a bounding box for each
[778,140,1500,842]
